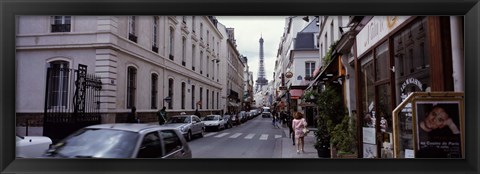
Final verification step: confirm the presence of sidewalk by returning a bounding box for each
[279,123,319,158]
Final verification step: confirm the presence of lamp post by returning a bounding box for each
[284,71,293,117]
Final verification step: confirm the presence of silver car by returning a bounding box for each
[162,115,205,141]
[202,115,225,131]
[16,135,52,158]
[43,123,191,158]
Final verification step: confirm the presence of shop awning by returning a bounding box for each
[289,89,304,99]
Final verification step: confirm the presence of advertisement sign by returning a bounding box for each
[415,101,463,158]
[356,16,410,56]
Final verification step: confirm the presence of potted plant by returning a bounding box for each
[314,83,345,158]
[330,112,357,158]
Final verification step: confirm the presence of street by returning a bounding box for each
[189,115,285,158]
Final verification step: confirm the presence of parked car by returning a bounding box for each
[202,115,225,131]
[231,114,241,125]
[162,115,205,141]
[250,109,259,117]
[16,135,52,158]
[42,123,191,158]
[222,115,233,129]
[238,111,247,123]
[261,111,272,118]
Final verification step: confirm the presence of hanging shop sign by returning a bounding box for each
[356,16,410,56]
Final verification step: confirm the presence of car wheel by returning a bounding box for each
[187,130,192,141]
[200,128,205,137]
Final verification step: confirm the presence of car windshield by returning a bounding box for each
[45,128,139,158]
[167,116,190,123]
[203,116,218,121]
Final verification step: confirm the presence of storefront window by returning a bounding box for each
[375,42,389,81]
[393,17,430,158]
[361,54,375,127]
[394,17,430,104]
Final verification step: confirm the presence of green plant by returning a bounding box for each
[322,40,339,68]
[301,90,320,102]
[331,112,356,154]
[314,84,345,150]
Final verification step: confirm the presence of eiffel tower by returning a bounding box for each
[255,36,268,92]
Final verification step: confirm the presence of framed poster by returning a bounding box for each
[414,100,464,158]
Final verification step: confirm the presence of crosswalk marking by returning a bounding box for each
[214,133,230,138]
[204,132,217,137]
[259,134,268,140]
[229,133,242,138]
[244,133,255,139]
[205,132,284,140]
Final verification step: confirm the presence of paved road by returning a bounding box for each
[189,115,285,158]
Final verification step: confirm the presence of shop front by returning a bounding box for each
[354,16,460,158]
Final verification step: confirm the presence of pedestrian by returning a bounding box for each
[126,106,138,123]
[286,112,295,145]
[157,106,167,125]
[292,112,307,153]
[272,115,280,128]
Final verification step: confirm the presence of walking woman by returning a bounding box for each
[292,112,307,153]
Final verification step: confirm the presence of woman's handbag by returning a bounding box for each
[302,128,309,134]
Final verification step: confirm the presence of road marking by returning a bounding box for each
[229,133,242,138]
[204,132,217,137]
[275,135,282,139]
[244,133,255,139]
[259,134,268,140]
[214,132,230,138]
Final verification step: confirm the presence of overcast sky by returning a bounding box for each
[216,16,288,86]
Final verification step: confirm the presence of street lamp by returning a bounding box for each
[284,71,293,117]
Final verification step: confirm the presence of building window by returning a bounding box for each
[192,16,196,33]
[127,66,137,109]
[206,56,209,77]
[169,27,175,60]
[305,62,315,79]
[46,61,70,108]
[128,16,137,43]
[182,16,186,24]
[200,23,203,40]
[192,85,195,109]
[393,17,430,104]
[330,20,334,45]
[216,92,219,109]
[200,51,203,74]
[167,78,174,109]
[192,45,196,71]
[207,30,210,46]
[181,82,186,109]
[375,42,389,81]
[152,16,159,53]
[206,89,209,109]
[151,74,158,109]
[182,37,186,66]
[199,87,203,109]
[51,16,71,32]
[212,91,215,109]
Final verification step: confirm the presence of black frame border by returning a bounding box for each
[1,0,479,174]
